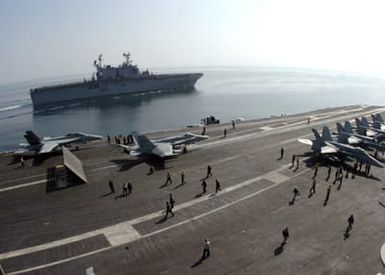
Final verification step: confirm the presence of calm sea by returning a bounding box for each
[1,67,385,152]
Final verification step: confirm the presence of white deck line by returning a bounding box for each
[5,167,310,275]
[0,173,46,185]
[6,247,111,275]
[0,179,46,193]
[259,126,273,131]
[0,164,292,260]
[142,168,309,240]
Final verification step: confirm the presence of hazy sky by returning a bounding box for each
[1,0,385,84]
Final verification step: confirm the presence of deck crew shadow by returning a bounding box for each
[155,212,175,224]
[191,243,211,268]
[155,215,170,224]
[100,191,114,198]
[274,242,286,256]
[194,192,204,198]
[114,193,131,200]
[156,202,175,224]
[171,183,185,190]
[191,256,207,268]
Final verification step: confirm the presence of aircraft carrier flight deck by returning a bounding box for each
[1,105,385,274]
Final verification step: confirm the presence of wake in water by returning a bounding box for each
[0,101,33,120]
[0,105,23,112]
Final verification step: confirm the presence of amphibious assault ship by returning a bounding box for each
[30,52,203,106]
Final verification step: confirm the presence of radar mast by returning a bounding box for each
[98,54,103,68]
[123,52,132,66]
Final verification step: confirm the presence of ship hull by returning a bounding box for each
[30,73,203,106]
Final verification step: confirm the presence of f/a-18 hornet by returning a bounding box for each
[335,122,385,152]
[15,131,103,155]
[120,132,209,158]
[298,126,384,168]
[356,117,385,140]
[371,113,385,130]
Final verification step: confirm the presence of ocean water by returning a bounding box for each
[1,67,385,152]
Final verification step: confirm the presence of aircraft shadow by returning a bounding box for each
[9,147,91,167]
[8,156,22,166]
[110,155,167,172]
[31,154,58,166]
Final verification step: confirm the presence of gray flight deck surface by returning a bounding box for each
[1,105,385,274]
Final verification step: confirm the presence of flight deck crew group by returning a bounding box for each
[278,146,361,244]
[104,121,365,262]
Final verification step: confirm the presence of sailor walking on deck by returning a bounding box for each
[202,239,211,258]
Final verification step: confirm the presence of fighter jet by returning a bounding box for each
[150,132,209,146]
[15,131,103,155]
[298,126,384,168]
[371,113,385,130]
[356,117,385,140]
[335,121,385,152]
[354,118,378,137]
[120,132,208,158]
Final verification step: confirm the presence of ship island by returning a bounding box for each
[30,52,203,106]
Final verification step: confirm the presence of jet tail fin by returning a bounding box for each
[355,118,368,135]
[361,117,370,127]
[336,123,344,134]
[312,128,322,141]
[376,113,384,123]
[371,114,377,123]
[24,131,41,145]
[131,132,155,150]
[311,128,326,152]
[322,126,333,141]
[344,121,354,133]
[355,118,362,127]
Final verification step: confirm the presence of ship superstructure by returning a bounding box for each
[30,52,203,106]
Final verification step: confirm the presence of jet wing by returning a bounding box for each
[155,133,208,146]
[118,144,138,153]
[159,138,192,146]
[55,137,81,144]
[347,136,361,144]
[39,137,79,154]
[321,145,338,154]
[366,129,377,137]
[39,141,61,154]
[153,143,176,158]
[297,138,313,146]
[129,150,143,156]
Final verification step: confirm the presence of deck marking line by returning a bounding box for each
[142,168,309,240]
[5,247,110,275]
[0,180,46,193]
[3,167,309,274]
[0,164,290,260]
